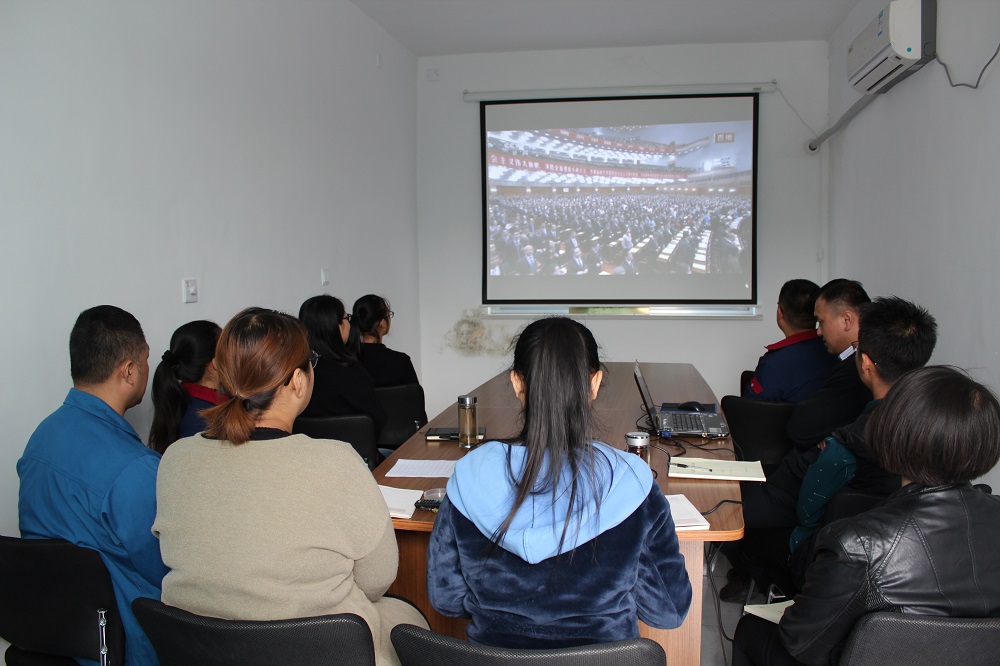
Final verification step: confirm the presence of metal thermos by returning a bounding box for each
[625,431,651,465]
[457,395,478,449]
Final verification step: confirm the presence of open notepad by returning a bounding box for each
[667,457,766,482]
[378,485,424,520]
[664,494,710,530]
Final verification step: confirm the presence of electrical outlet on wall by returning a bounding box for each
[182,278,199,304]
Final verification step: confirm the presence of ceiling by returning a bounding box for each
[349,0,860,57]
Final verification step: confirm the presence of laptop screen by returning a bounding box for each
[633,362,660,430]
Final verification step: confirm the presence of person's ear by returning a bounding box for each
[509,371,526,402]
[120,359,137,387]
[289,367,310,399]
[859,352,876,376]
[842,308,857,333]
[590,369,603,401]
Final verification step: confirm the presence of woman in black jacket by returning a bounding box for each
[298,295,386,436]
[351,294,419,388]
[733,365,1000,666]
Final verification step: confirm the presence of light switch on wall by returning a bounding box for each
[321,268,330,286]
[182,278,199,304]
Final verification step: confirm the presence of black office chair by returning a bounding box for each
[0,536,125,666]
[390,623,666,666]
[132,597,376,666]
[374,383,428,450]
[837,611,1000,666]
[720,395,797,474]
[293,414,378,470]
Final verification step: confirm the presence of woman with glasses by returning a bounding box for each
[297,294,386,435]
[154,307,427,666]
[352,294,419,388]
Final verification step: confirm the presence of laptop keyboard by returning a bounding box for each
[667,413,702,432]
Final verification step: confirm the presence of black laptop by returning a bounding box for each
[633,361,730,439]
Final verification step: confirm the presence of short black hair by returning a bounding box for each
[867,366,1000,485]
[857,296,937,383]
[817,278,871,313]
[777,279,820,330]
[69,305,147,385]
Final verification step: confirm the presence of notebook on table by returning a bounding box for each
[633,361,730,439]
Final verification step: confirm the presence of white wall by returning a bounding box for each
[415,42,832,418]
[825,0,1000,488]
[0,0,419,537]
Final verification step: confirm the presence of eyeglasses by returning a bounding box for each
[342,314,352,323]
[388,311,395,318]
[309,350,319,369]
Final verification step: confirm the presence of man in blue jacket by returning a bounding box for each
[743,279,836,403]
[18,305,166,666]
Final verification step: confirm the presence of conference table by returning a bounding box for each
[373,362,744,666]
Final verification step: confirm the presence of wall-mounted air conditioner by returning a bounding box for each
[847,0,936,94]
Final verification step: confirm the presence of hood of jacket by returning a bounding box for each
[445,440,654,564]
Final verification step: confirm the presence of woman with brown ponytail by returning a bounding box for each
[153,307,427,666]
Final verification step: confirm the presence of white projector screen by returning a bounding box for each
[482,93,758,306]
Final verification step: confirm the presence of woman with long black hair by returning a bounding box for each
[298,295,386,434]
[426,316,691,648]
[149,320,225,453]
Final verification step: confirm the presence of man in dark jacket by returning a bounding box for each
[744,279,837,404]
[733,366,1000,666]
[722,293,937,600]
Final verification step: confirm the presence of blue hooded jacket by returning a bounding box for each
[427,440,692,648]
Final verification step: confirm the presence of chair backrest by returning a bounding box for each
[390,623,666,666]
[293,414,378,470]
[374,384,428,450]
[838,612,1000,666]
[0,536,125,666]
[720,395,797,470]
[131,597,376,666]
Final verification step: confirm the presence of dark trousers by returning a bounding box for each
[732,614,804,666]
[722,448,820,594]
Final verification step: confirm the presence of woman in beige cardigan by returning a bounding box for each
[153,307,426,666]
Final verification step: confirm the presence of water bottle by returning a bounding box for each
[457,395,478,449]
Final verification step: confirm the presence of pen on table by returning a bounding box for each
[670,462,713,472]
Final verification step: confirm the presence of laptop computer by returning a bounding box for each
[633,361,730,439]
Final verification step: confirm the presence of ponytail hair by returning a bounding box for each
[149,320,221,453]
[202,308,311,445]
[352,294,390,342]
[495,317,606,553]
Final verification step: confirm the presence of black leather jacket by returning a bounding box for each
[779,482,1000,665]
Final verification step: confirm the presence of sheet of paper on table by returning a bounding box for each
[384,458,458,478]
[667,457,766,481]
[664,494,710,530]
[378,485,424,519]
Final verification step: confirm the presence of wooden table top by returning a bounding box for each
[373,361,744,541]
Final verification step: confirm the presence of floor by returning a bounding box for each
[701,546,765,666]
